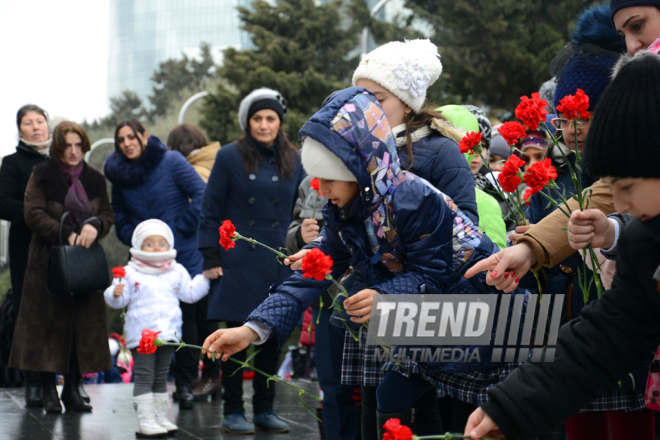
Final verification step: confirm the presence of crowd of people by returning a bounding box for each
[1,1,660,439]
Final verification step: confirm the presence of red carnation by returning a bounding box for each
[515,92,549,131]
[310,177,325,196]
[556,89,591,121]
[498,121,527,146]
[523,158,558,200]
[112,266,126,279]
[382,418,414,440]
[300,248,334,281]
[219,220,238,251]
[458,131,483,155]
[498,155,526,193]
[137,329,162,354]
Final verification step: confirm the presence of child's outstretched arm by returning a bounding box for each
[104,270,132,309]
[175,265,211,304]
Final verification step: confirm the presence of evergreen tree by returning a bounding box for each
[148,42,217,120]
[397,0,599,110]
[201,0,358,145]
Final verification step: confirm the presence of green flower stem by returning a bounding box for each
[235,234,287,259]
[156,341,322,403]
[542,121,605,300]
[311,192,320,219]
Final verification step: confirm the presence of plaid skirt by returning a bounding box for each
[341,329,521,406]
[341,331,645,411]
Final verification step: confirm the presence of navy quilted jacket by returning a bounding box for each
[398,132,478,224]
[247,88,525,373]
[104,136,206,275]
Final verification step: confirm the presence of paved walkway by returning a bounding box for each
[0,381,321,440]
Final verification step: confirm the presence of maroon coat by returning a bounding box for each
[9,159,114,374]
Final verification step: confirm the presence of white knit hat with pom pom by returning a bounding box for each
[352,39,442,113]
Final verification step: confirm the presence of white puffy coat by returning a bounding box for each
[104,264,210,349]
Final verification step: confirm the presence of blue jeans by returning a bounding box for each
[313,307,361,440]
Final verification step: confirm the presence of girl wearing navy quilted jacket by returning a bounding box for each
[203,88,528,439]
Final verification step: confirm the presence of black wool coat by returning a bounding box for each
[198,141,304,322]
[0,143,47,302]
[482,215,660,439]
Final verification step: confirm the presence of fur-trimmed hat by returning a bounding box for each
[237,88,287,132]
[352,39,442,113]
[585,51,660,178]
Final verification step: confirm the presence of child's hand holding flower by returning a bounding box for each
[114,284,124,298]
[344,289,379,323]
[203,326,259,361]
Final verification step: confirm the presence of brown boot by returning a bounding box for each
[192,377,222,402]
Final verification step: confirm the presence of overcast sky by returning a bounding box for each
[0,0,110,158]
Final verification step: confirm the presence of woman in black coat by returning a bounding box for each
[198,88,304,434]
[0,105,49,403]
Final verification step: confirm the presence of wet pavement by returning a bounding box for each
[0,381,321,440]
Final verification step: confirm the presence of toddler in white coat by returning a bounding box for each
[104,219,210,438]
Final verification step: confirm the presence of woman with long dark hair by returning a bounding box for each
[103,119,207,409]
[198,88,304,434]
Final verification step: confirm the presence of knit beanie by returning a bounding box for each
[131,219,175,251]
[462,105,492,146]
[553,47,620,113]
[520,130,548,153]
[585,51,660,178]
[489,133,511,159]
[437,105,479,133]
[610,0,660,23]
[238,88,287,132]
[301,137,357,182]
[352,39,442,113]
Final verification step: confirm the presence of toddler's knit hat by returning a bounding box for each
[301,137,357,182]
[352,39,442,113]
[585,51,660,178]
[520,130,548,153]
[462,105,492,146]
[489,132,511,159]
[238,88,287,132]
[131,219,175,251]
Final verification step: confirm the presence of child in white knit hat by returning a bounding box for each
[104,219,211,438]
[352,39,479,224]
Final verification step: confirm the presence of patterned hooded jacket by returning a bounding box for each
[247,88,519,373]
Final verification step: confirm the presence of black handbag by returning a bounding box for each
[47,212,109,296]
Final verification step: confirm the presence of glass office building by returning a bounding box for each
[107,0,251,103]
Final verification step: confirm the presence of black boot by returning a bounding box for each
[174,384,194,409]
[24,371,43,407]
[61,374,92,412]
[41,373,62,414]
[377,408,414,439]
[78,379,90,403]
[412,389,443,436]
